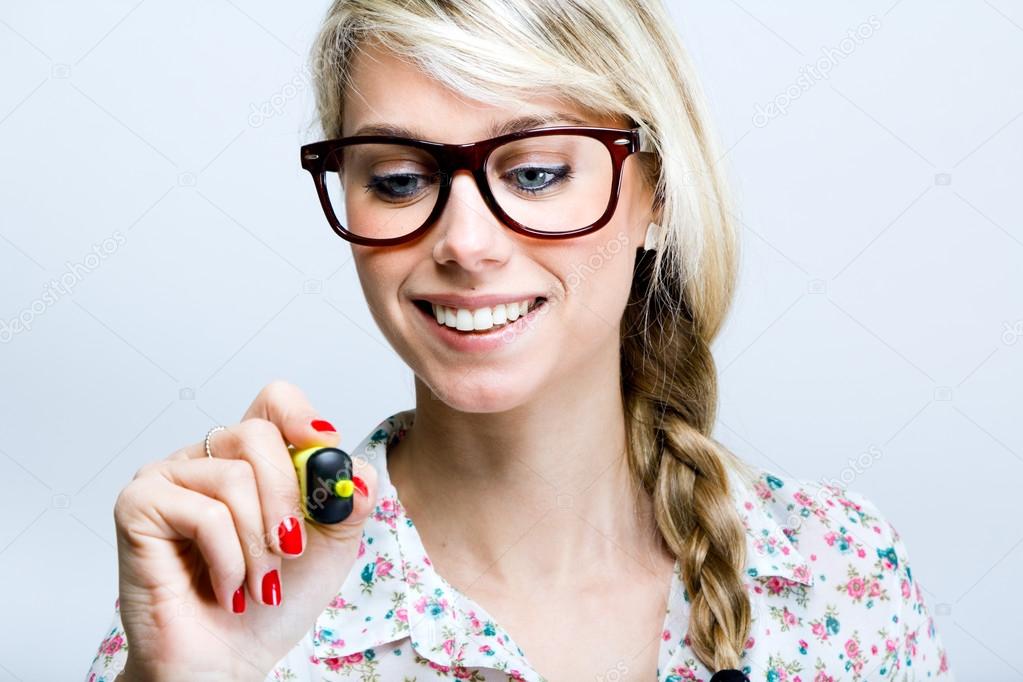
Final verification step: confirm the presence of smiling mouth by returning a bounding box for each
[413,297,547,334]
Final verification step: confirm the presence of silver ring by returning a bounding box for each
[205,425,227,459]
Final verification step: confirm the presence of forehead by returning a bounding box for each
[341,41,620,143]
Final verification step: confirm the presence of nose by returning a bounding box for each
[431,170,512,272]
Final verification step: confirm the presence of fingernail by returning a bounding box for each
[262,569,281,606]
[277,516,303,555]
[351,475,368,497]
[311,419,336,433]
[232,586,245,614]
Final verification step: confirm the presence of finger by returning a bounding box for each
[122,477,249,615]
[345,455,379,528]
[165,420,307,560]
[168,381,338,463]
[219,418,312,562]
[157,458,284,608]
[242,380,341,450]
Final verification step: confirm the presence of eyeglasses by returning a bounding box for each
[299,125,649,247]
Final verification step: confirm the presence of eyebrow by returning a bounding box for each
[350,112,590,140]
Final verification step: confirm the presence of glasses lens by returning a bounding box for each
[486,134,613,233]
[320,134,615,240]
[323,142,441,241]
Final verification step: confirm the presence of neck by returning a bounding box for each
[386,343,672,595]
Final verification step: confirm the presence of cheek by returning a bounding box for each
[559,165,649,312]
[351,250,407,329]
[559,231,637,321]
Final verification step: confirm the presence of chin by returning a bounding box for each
[423,370,541,414]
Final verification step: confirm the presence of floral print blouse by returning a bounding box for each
[88,408,953,681]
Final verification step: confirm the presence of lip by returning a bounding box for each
[410,297,548,353]
[409,292,548,310]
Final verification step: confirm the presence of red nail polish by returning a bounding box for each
[351,475,368,497]
[232,586,245,614]
[262,569,281,606]
[311,419,336,433]
[278,516,302,555]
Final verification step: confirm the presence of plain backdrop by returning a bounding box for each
[1,1,1020,679]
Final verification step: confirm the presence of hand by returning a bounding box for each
[112,380,378,680]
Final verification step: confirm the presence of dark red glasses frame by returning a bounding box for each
[299,125,648,247]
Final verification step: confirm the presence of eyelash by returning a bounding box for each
[502,166,574,194]
[364,172,437,199]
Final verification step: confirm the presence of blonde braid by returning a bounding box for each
[622,249,756,671]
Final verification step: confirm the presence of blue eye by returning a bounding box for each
[504,165,573,195]
[365,173,433,201]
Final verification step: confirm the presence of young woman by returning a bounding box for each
[87,1,952,680]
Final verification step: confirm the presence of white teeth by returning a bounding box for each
[429,299,541,332]
[472,307,493,331]
[455,308,474,331]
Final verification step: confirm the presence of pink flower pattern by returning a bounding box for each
[86,410,952,680]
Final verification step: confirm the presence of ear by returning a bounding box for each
[637,199,665,250]
[643,222,665,251]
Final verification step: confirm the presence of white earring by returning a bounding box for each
[643,221,663,251]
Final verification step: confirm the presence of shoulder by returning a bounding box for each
[742,467,895,554]
[744,465,910,590]
[727,463,902,592]
[740,465,953,677]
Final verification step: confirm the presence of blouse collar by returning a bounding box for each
[311,409,813,676]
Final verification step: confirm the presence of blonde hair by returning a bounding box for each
[309,0,759,671]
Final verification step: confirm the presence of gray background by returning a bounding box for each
[1,1,1020,679]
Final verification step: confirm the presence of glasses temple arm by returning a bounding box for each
[636,126,653,153]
